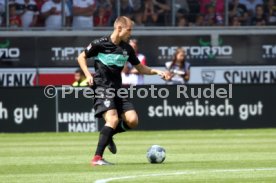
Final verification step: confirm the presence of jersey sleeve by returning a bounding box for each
[84,39,102,58]
[127,46,140,66]
[41,2,51,13]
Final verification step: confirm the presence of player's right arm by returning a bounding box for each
[77,52,93,85]
[77,40,101,85]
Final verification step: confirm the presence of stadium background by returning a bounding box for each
[0,1,276,182]
[1,0,276,131]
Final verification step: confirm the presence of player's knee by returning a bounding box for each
[105,115,119,129]
[126,116,139,129]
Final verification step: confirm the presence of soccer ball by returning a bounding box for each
[146,145,166,164]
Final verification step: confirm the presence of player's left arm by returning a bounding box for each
[134,63,171,80]
[128,46,171,80]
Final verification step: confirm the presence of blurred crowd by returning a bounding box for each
[0,0,276,29]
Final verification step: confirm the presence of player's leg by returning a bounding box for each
[106,98,138,155]
[113,97,138,135]
[92,109,119,166]
[106,110,138,156]
[118,110,138,132]
[122,110,139,128]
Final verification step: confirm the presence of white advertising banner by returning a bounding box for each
[189,66,276,84]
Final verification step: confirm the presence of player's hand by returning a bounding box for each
[158,71,171,81]
[86,75,94,86]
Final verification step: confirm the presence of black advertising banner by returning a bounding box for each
[220,35,276,65]
[0,85,275,132]
[0,37,36,67]
[135,35,216,66]
[0,35,275,67]
[249,35,276,63]
[130,85,276,130]
[0,87,56,132]
[57,87,98,132]
[34,35,235,67]
[37,37,95,67]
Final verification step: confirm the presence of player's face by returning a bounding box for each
[120,23,133,42]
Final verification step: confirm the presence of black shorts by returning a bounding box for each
[93,96,135,118]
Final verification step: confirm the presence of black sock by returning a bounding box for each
[95,126,114,157]
[113,120,130,135]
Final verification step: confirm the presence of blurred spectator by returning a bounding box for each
[72,68,88,87]
[94,5,110,26]
[97,0,112,9]
[106,0,118,25]
[229,0,249,25]
[41,0,70,30]
[174,0,189,21]
[230,15,242,25]
[165,48,190,84]
[129,0,142,12]
[66,0,73,26]
[35,0,47,26]
[143,0,158,26]
[265,0,276,25]
[15,0,38,28]
[193,14,205,26]
[200,0,224,15]
[120,0,133,18]
[177,16,188,27]
[251,4,267,25]
[240,0,263,16]
[72,0,96,29]
[0,0,5,26]
[133,11,145,27]
[153,0,171,26]
[122,38,147,85]
[9,3,22,28]
[186,0,200,23]
[204,3,224,26]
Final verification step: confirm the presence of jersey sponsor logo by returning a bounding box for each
[0,39,20,62]
[104,99,111,108]
[95,53,129,67]
[262,45,276,59]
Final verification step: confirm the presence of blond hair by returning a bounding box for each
[114,16,134,28]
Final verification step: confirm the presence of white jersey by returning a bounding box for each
[122,53,146,85]
[72,0,95,29]
[41,0,70,30]
[15,0,38,28]
[165,61,190,84]
[240,0,263,14]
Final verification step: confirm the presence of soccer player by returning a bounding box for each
[77,16,170,166]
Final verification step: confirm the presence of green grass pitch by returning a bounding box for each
[1,129,276,183]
